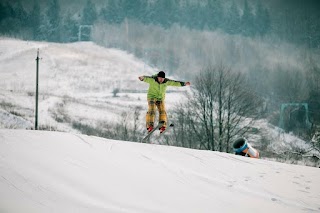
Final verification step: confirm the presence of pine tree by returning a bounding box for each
[61,11,79,42]
[98,6,108,22]
[0,3,14,33]
[224,1,240,35]
[176,0,188,27]
[102,0,124,24]
[30,0,41,40]
[144,0,157,25]
[0,2,28,35]
[0,2,6,23]
[241,0,255,37]
[186,1,200,29]
[157,0,177,28]
[255,2,270,37]
[206,0,223,31]
[122,0,140,20]
[42,0,61,42]
[136,0,148,23]
[81,0,97,25]
[12,1,28,22]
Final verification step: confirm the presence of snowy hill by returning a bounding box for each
[0,38,188,132]
[0,38,318,167]
[0,38,152,94]
[0,38,152,132]
[0,129,319,213]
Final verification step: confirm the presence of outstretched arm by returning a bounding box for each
[166,79,191,87]
[139,75,155,84]
[139,73,159,81]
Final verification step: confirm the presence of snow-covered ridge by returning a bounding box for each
[0,129,319,213]
[0,38,154,95]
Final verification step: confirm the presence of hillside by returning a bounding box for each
[0,38,318,167]
[0,38,153,95]
[0,129,319,213]
[0,38,188,134]
[0,38,156,132]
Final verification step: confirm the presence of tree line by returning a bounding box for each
[0,0,287,42]
[1,0,319,48]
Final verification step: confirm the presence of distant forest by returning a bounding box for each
[0,0,319,48]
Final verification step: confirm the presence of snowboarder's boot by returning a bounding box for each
[147,126,154,133]
[159,126,166,134]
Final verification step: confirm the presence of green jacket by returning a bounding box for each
[143,74,186,101]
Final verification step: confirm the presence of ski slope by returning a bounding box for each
[0,38,188,132]
[0,129,319,213]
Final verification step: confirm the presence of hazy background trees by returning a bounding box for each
[2,0,319,46]
[0,0,319,150]
[1,0,319,48]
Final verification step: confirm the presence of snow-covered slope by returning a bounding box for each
[0,38,153,95]
[0,38,188,131]
[0,129,319,213]
[0,38,151,131]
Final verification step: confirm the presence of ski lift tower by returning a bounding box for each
[278,103,312,130]
[78,25,93,41]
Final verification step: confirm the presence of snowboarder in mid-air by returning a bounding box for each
[139,71,190,134]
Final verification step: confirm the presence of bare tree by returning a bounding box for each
[170,66,218,150]
[170,102,201,149]
[216,65,232,152]
[190,66,217,150]
[112,88,120,97]
[210,65,261,152]
[132,106,142,141]
[223,72,262,152]
[172,65,261,153]
[115,111,129,141]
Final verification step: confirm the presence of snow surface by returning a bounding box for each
[0,129,319,213]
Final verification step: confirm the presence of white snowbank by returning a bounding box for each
[0,129,319,213]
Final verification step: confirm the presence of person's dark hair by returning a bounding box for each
[157,71,165,78]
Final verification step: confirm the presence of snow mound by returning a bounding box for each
[0,109,33,129]
[0,129,319,213]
